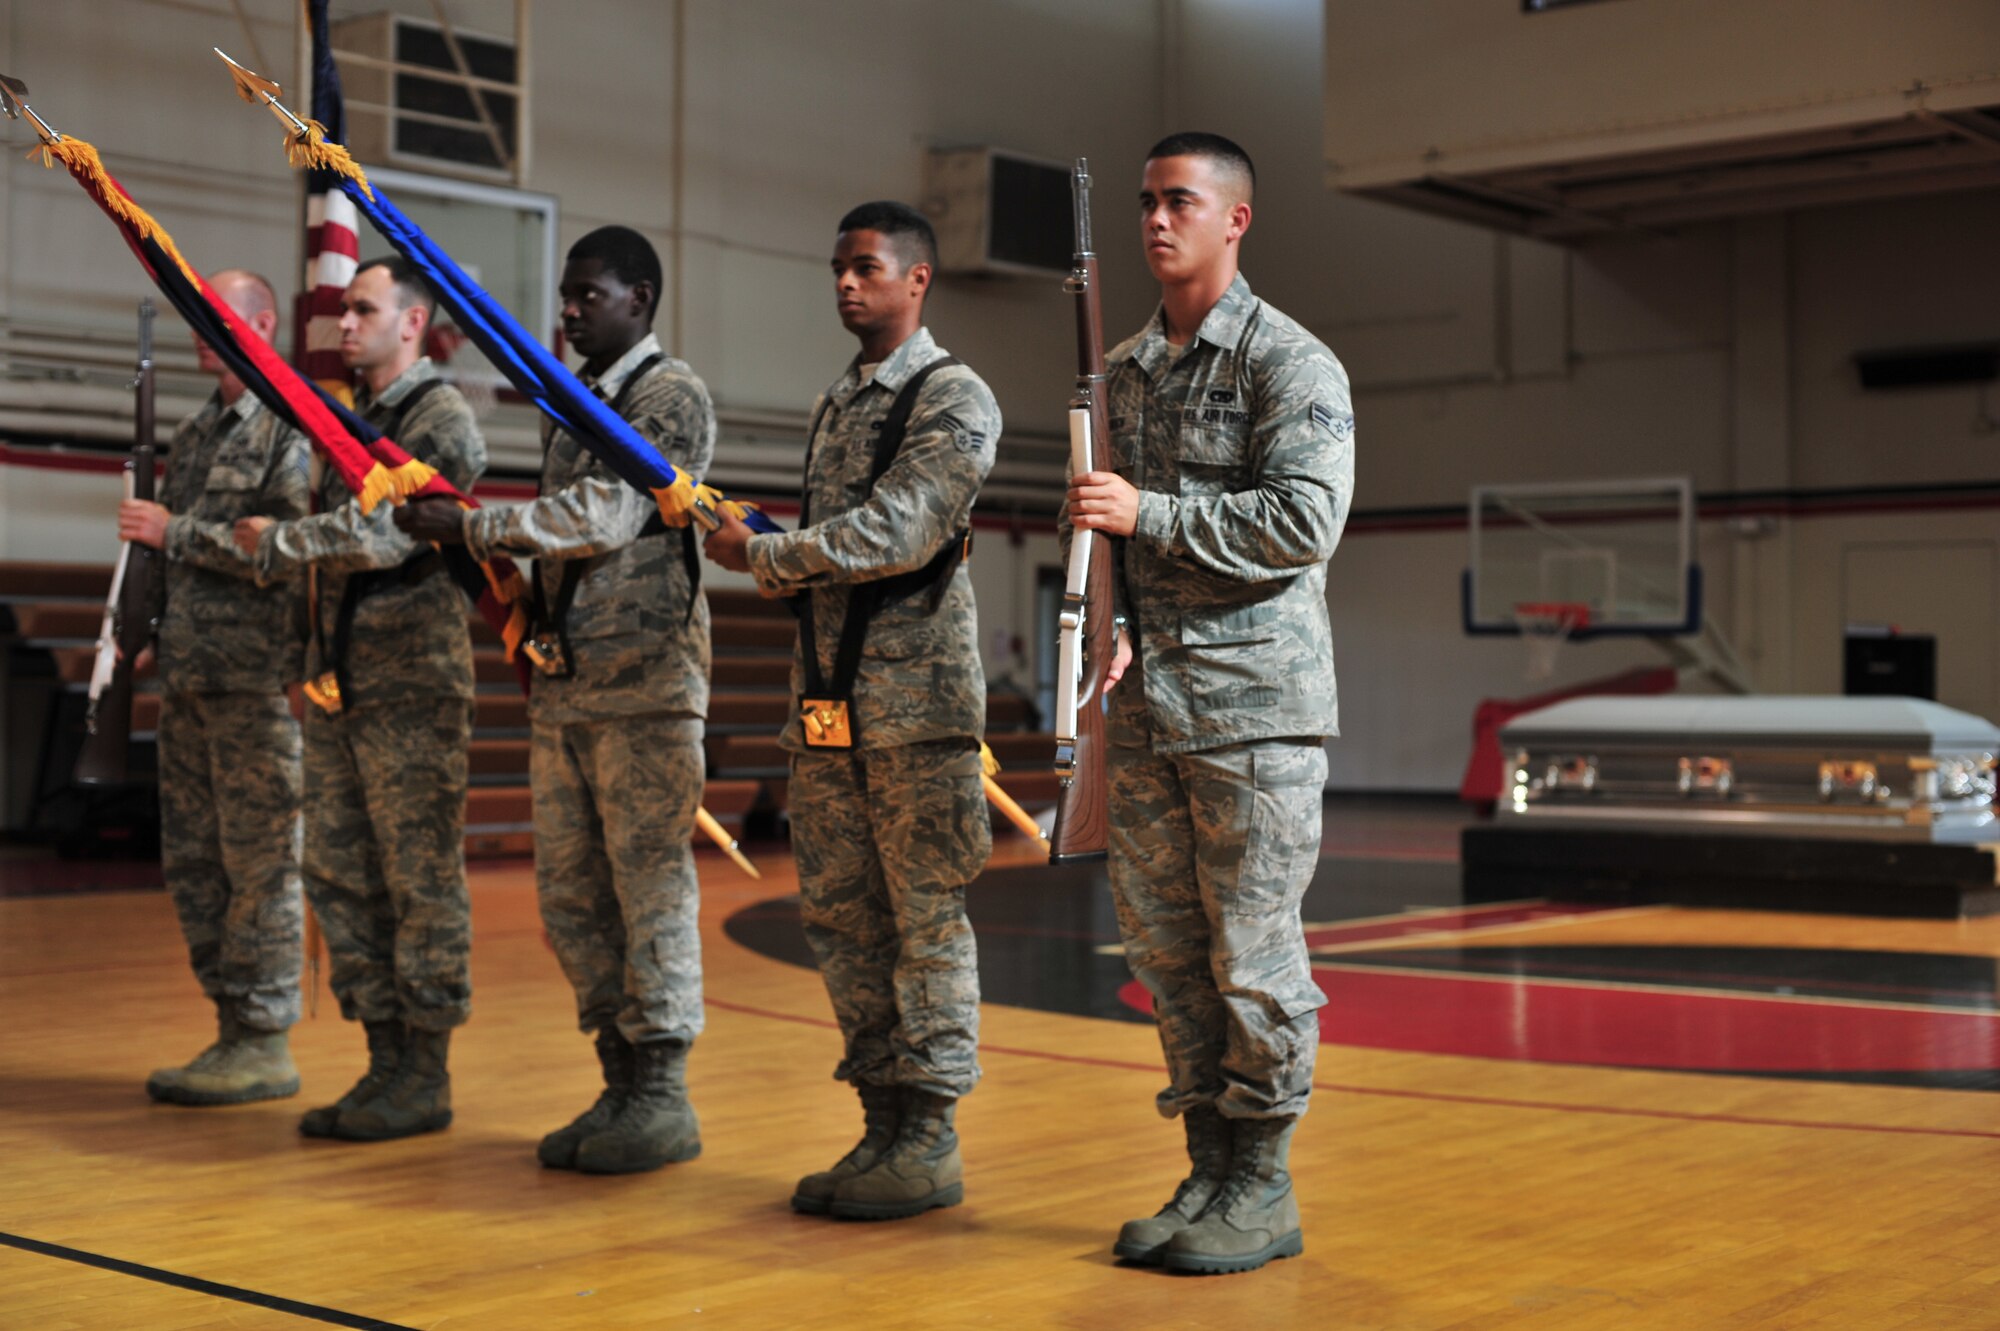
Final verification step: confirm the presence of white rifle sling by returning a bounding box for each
[1053,406,1095,782]
[86,468,137,712]
[86,541,130,708]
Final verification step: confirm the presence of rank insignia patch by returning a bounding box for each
[1311,401,1354,441]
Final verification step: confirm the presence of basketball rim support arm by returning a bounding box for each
[1048,159,1115,865]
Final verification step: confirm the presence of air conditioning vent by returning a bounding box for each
[332,11,521,181]
[925,148,1072,278]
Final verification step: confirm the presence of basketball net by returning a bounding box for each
[1515,602,1589,681]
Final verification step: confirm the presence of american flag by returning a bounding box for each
[300,0,356,405]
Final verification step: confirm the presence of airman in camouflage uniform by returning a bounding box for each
[1066,137,1352,1274]
[706,201,996,1222]
[117,269,309,1108]
[400,226,713,1175]
[243,257,486,1143]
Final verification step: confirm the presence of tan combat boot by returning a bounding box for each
[828,1089,962,1220]
[792,1083,902,1215]
[148,1008,300,1107]
[300,1020,404,1138]
[1113,1106,1233,1264]
[332,1027,452,1141]
[573,1039,701,1174]
[1162,1117,1303,1275]
[539,1027,635,1169]
[145,1005,237,1103]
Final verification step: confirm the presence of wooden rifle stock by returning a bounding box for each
[1048,161,1116,864]
[74,300,162,786]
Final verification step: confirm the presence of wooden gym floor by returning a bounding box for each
[7,800,2000,1330]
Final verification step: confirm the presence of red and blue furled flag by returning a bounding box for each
[28,131,532,671]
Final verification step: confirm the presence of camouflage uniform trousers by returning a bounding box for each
[789,738,990,1099]
[156,690,305,1032]
[532,711,706,1046]
[303,698,474,1032]
[1107,710,1328,1122]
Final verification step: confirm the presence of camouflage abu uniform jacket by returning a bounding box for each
[1086,273,1353,754]
[256,358,486,705]
[746,327,999,754]
[464,334,714,726]
[157,392,310,694]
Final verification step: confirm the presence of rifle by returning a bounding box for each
[74,299,163,785]
[1048,159,1115,865]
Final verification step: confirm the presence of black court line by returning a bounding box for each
[0,1231,419,1331]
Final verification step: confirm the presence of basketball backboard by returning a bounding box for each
[1464,476,1700,640]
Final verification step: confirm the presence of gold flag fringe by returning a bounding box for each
[284,119,373,198]
[353,461,397,516]
[34,136,202,288]
[651,473,700,528]
[385,456,438,499]
[694,480,763,526]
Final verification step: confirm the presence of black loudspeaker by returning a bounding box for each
[1844,630,1936,700]
[1854,344,2000,390]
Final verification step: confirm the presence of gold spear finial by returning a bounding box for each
[212,49,372,193]
[213,48,309,134]
[0,72,65,144]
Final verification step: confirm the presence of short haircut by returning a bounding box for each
[567,225,663,315]
[1146,131,1256,200]
[355,255,436,320]
[837,201,938,274]
[210,268,279,322]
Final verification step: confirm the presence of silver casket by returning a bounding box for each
[1497,696,1999,845]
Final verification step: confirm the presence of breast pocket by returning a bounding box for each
[199,447,265,520]
[1174,418,1250,497]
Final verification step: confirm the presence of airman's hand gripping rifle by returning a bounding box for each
[75,298,163,785]
[1048,160,1115,865]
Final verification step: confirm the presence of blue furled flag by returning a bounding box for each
[294,2,780,536]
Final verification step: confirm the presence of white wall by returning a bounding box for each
[3,0,1997,792]
[1323,0,2000,185]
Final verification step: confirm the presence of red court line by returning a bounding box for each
[700,996,2000,1140]
[1304,901,1616,949]
[1363,951,2000,1002]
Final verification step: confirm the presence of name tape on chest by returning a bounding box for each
[1182,405,1252,427]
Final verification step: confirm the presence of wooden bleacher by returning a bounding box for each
[4,565,1059,860]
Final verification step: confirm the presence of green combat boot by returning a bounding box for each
[791,1083,902,1215]
[573,1039,701,1174]
[1113,1106,1234,1264]
[538,1027,635,1170]
[1162,1117,1303,1275]
[829,1089,962,1221]
[147,1008,299,1107]
[300,1020,404,1138]
[331,1027,452,1141]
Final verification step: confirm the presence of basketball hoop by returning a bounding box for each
[1514,601,1590,680]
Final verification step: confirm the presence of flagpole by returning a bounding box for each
[292,0,313,370]
[669,0,685,359]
